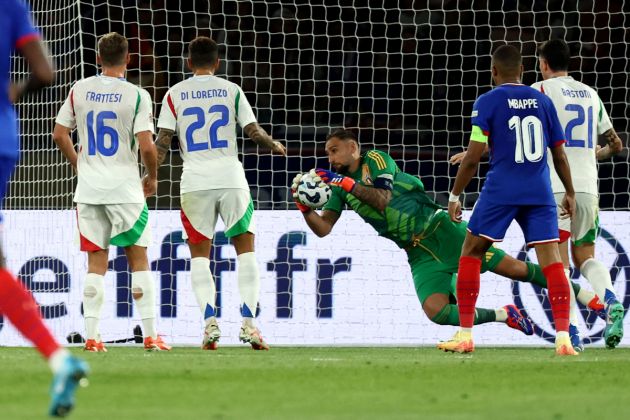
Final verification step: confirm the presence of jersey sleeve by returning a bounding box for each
[543,96,566,148]
[322,187,345,214]
[55,88,76,129]
[364,150,397,191]
[133,89,155,135]
[157,90,177,131]
[470,95,491,143]
[596,97,614,135]
[11,0,40,49]
[235,87,257,128]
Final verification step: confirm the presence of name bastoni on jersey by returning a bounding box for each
[180,89,228,100]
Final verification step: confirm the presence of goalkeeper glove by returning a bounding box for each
[291,173,312,213]
[315,168,356,193]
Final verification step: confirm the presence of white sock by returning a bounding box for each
[190,257,217,323]
[581,258,615,307]
[576,287,596,307]
[83,273,105,340]
[495,307,508,322]
[565,268,579,326]
[237,252,260,320]
[48,349,70,374]
[132,271,157,339]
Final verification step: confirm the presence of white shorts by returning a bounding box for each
[180,189,255,243]
[555,192,599,245]
[76,202,151,251]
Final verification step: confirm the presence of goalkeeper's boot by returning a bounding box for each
[202,320,221,350]
[587,295,606,321]
[437,330,474,353]
[83,339,107,353]
[569,324,584,353]
[239,325,270,350]
[144,335,172,351]
[555,333,579,356]
[504,305,533,335]
[604,302,625,349]
[49,355,89,417]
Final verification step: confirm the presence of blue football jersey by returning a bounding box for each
[471,84,566,205]
[0,0,39,158]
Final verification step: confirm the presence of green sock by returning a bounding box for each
[525,262,581,296]
[430,304,496,326]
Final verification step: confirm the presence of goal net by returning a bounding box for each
[3,0,628,346]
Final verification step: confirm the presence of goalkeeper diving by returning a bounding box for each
[292,129,603,334]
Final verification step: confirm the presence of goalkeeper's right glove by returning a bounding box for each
[291,173,311,213]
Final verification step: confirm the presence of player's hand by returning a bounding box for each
[448,199,462,223]
[560,193,575,219]
[449,151,466,166]
[271,141,287,156]
[142,175,157,197]
[291,173,311,213]
[315,168,356,193]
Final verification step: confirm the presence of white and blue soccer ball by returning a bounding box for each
[297,172,332,209]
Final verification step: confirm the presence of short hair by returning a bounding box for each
[188,37,219,68]
[326,129,359,143]
[538,39,570,71]
[492,44,522,76]
[97,32,128,67]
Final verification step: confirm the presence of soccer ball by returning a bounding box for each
[297,172,332,208]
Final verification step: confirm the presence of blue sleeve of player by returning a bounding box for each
[10,0,40,49]
[543,96,566,148]
[471,94,491,133]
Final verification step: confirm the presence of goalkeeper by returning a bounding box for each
[293,129,602,332]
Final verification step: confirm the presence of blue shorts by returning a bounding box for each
[0,156,18,218]
[468,196,559,246]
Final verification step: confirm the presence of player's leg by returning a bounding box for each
[76,203,110,352]
[107,203,169,351]
[0,158,88,415]
[570,194,624,348]
[555,193,582,349]
[488,248,602,316]
[222,190,268,350]
[519,205,576,356]
[181,190,220,350]
[410,221,530,334]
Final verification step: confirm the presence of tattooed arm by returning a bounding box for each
[155,128,175,167]
[243,122,287,155]
[351,184,392,212]
[597,128,624,160]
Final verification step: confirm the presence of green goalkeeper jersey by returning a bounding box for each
[323,150,441,248]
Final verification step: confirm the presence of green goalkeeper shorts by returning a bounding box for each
[406,211,506,304]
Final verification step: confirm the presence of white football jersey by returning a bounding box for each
[532,76,613,195]
[55,75,154,204]
[157,74,257,194]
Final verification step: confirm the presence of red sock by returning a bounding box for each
[542,262,570,333]
[457,256,481,328]
[0,269,60,358]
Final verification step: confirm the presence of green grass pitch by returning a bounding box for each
[1,346,629,419]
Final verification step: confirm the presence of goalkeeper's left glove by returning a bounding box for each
[290,173,312,213]
[315,168,356,193]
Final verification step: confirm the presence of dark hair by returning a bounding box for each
[326,129,359,143]
[538,39,570,71]
[98,32,128,67]
[492,44,522,75]
[188,36,219,68]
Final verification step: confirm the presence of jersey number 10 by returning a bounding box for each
[509,115,544,163]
